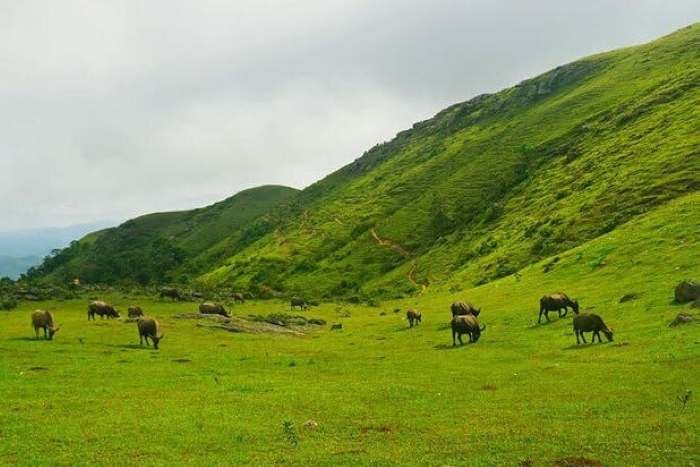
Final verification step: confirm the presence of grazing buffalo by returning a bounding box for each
[451,300,481,317]
[88,300,120,320]
[406,309,422,327]
[538,293,579,323]
[233,293,245,304]
[137,317,163,350]
[128,306,144,318]
[290,297,308,310]
[451,314,486,345]
[573,314,614,344]
[31,310,59,340]
[159,287,183,301]
[199,301,230,317]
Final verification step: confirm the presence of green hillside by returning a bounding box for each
[200,24,699,298]
[27,24,699,299]
[27,185,299,284]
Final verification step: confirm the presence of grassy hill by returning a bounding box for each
[26,24,699,302]
[199,24,699,298]
[28,185,299,285]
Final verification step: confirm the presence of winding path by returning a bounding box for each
[370,228,428,294]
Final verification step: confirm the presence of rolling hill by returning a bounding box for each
[27,24,699,299]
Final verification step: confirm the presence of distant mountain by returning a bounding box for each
[0,255,42,279]
[0,221,117,279]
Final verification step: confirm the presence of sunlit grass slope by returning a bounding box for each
[203,24,699,298]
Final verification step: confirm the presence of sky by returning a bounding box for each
[1,1,698,233]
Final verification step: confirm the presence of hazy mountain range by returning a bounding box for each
[0,221,117,278]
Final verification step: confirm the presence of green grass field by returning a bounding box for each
[1,196,698,466]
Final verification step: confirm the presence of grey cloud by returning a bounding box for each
[1,0,698,231]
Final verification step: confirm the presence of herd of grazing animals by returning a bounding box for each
[407,293,613,347]
[28,291,317,349]
[28,286,614,348]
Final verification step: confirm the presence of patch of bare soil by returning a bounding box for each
[554,457,603,467]
[174,312,325,336]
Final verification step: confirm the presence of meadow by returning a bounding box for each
[1,196,698,466]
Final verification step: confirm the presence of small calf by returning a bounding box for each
[406,309,422,327]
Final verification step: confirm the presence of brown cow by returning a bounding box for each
[233,293,245,304]
[290,297,308,310]
[451,314,486,345]
[31,310,59,340]
[406,309,422,327]
[199,301,230,317]
[451,300,481,317]
[538,293,579,323]
[137,316,164,349]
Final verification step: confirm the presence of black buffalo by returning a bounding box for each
[451,315,486,345]
[538,293,579,323]
[88,301,120,320]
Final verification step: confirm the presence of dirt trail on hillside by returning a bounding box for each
[370,228,411,256]
[370,228,428,295]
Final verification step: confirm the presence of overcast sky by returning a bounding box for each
[1,1,698,233]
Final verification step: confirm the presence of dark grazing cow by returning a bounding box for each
[159,287,183,301]
[31,310,59,340]
[199,301,230,317]
[137,316,163,349]
[88,300,120,320]
[573,314,614,344]
[451,314,486,345]
[406,309,422,327]
[233,293,245,304]
[128,306,144,318]
[538,293,579,323]
[290,297,308,310]
[451,300,481,317]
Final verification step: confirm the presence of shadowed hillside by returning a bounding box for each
[27,24,699,298]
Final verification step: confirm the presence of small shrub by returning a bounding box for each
[0,297,17,310]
